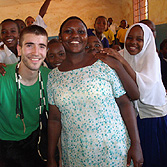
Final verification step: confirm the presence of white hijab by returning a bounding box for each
[124,23,166,106]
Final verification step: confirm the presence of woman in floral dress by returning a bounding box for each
[47,16,143,167]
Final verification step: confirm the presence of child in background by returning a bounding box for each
[116,19,128,49]
[87,16,109,48]
[85,35,103,56]
[159,39,167,91]
[103,21,115,48]
[45,39,66,69]
[15,19,26,32]
[0,19,20,76]
[108,18,118,35]
[25,0,51,28]
[0,19,20,65]
[139,19,156,38]
[86,35,139,101]
[108,23,167,167]
[139,19,159,53]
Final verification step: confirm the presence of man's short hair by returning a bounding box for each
[19,25,48,46]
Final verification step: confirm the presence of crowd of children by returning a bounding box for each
[0,1,167,167]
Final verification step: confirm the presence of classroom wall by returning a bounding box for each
[148,0,167,25]
[0,0,166,47]
[0,0,133,37]
[148,0,167,50]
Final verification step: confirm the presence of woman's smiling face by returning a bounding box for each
[125,25,144,55]
[59,19,88,53]
[1,21,19,49]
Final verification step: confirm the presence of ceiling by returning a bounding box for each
[0,0,43,7]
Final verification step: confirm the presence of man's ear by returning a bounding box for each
[17,44,21,57]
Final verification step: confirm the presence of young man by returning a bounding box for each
[0,25,50,167]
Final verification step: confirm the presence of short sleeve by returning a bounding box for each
[104,63,126,98]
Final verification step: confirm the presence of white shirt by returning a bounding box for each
[33,15,47,29]
[109,23,118,35]
[0,45,20,64]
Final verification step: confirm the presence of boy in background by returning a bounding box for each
[103,21,115,48]
[116,19,128,49]
[87,16,109,48]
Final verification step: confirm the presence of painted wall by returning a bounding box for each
[148,0,167,49]
[0,0,133,37]
[0,0,166,40]
[148,0,167,25]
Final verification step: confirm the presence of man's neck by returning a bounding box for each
[18,63,39,86]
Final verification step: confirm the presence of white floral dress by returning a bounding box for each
[47,60,132,167]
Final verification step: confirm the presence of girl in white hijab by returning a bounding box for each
[100,23,167,167]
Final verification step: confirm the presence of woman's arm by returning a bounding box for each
[47,104,61,167]
[95,49,139,100]
[116,95,143,167]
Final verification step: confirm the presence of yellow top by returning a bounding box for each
[116,28,128,43]
[103,29,115,45]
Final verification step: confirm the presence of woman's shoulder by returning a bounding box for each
[93,59,117,75]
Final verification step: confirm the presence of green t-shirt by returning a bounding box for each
[0,63,51,141]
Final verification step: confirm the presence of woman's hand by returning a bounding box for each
[103,48,126,65]
[94,49,122,69]
[127,142,144,167]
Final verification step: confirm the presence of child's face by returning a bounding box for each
[125,26,144,55]
[161,43,167,59]
[121,20,127,29]
[94,18,108,33]
[26,17,35,27]
[46,42,66,68]
[15,20,26,32]
[85,36,103,55]
[1,21,19,49]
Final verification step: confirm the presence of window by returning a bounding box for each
[133,0,148,23]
